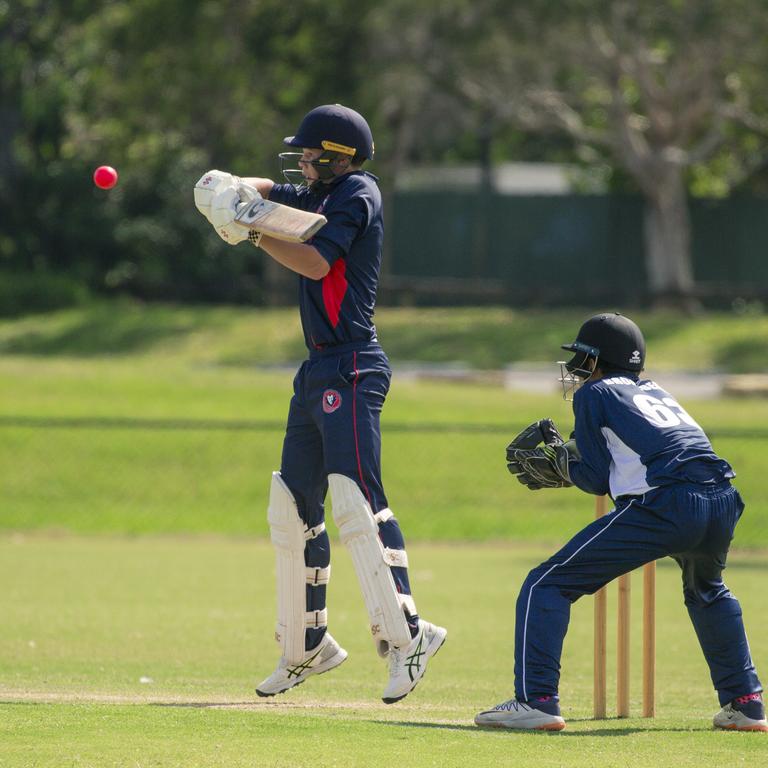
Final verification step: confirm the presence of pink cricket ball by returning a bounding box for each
[93,165,118,189]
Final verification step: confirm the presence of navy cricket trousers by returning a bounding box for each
[279,342,415,649]
[515,481,762,706]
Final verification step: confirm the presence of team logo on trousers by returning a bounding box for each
[322,389,342,414]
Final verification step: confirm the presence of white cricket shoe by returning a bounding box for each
[382,619,447,704]
[713,692,768,732]
[474,698,566,731]
[255,633,347,697]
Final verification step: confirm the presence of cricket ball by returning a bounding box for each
[93,165,119,189]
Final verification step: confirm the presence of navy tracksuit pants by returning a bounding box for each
[279,342,415,650]
[515,481,762,706]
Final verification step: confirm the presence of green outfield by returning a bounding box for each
[1,352,767,545]
[1,537,767,767]
[1,304,768,766]
[2,302,768,371]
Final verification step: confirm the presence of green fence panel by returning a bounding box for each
[691,197,768,290]
[390,191,768,303]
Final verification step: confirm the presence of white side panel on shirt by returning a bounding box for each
[601,426,656,498]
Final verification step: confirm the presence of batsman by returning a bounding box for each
[193,105,446,703]
[475,312,765,732]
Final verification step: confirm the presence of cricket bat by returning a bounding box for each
[233,198,327,243]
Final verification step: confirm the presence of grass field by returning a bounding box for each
[1,355,767,544]
[2,536,767,767]
[1,303,767,765]
[2,302,768,371]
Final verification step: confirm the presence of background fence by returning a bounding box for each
[384,193,768,306]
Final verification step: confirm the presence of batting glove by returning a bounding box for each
[193,170,240,224]
[209,183,262,245]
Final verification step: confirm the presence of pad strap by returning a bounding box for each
[383,548,409,568]
[375,509,409,568]
[305,521,326,540]
[399,594,417,617]
[305,608,328,629]
[306,565,331,586]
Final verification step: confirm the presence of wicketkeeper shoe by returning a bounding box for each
[255,633,348,697]
[381,619,447,704]
[474,696,566,731]
[713,692,768,732]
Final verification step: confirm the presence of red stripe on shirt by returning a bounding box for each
[322,258,347,329]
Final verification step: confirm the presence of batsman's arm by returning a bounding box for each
[258,237,330,280]
[239,177,328,277]
[241,177,275,199]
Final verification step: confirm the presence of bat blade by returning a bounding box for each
[234,198,326,243]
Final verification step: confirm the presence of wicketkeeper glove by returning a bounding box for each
[506,418,566,451]
[507,444,573,489]
[505,419,578,490]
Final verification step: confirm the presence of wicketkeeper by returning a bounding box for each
[193,105,446,703]
[475,312,765,731]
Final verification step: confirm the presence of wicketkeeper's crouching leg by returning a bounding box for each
[328,473,447,703]
[256,472,348,697]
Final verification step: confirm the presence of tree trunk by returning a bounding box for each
[378,100,421,303]
[642,165,699,311]
[470,117,494,278]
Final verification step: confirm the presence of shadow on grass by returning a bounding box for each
[0,702,711,736]
[150,702,259,708]
[715,338,768,374]
[374,719,705,735]
[146,705,691,736]
[0,304,217,357]
[378,310,698,371]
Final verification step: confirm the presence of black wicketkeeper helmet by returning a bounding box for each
[558,313,645,398]
[562,312,646,374]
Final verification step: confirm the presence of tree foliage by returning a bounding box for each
[0,0,378,307]
[365,0,768,305]
[2,0,768,311]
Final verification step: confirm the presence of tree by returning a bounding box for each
[0,0,380,306]
[368,0,768,308]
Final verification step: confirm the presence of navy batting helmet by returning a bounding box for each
[562,313,646,375]
[284,104,374,161]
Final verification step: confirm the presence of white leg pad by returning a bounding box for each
[268,471,329,664]
[329,473,414,649]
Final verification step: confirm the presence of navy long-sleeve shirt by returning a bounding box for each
[569,375,734,498]
[268,171,384,352]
